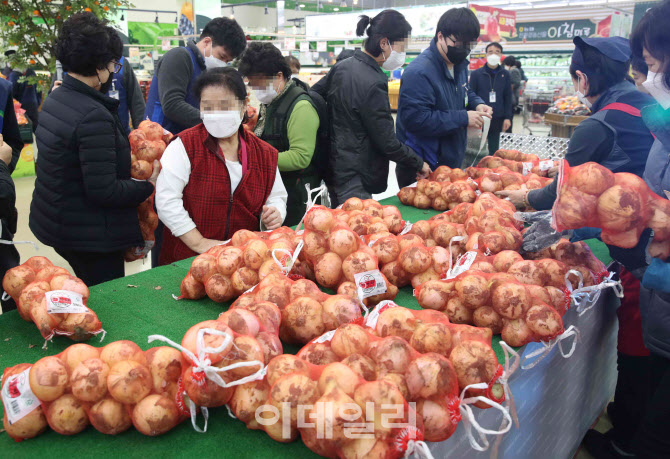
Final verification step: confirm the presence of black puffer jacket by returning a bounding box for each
[313,50,423,194]
[30,74,154,252]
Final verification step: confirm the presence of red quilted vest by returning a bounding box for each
[159,124,278,265]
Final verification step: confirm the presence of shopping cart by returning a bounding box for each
[521,90,554,136]
[499,133,569,160]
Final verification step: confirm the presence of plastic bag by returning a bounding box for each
[552,161,670,259]
[229,272,363,344]
[2,256,103,344]
[125,121,173,262]
[1,340,188,441]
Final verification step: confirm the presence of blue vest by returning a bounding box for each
[144,46,202,134]
[108,56,130,135]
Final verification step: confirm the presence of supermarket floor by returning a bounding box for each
[6,115,611,458]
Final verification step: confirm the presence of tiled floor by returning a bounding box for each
[5,115,611,457]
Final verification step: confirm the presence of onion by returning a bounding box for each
[255,283,291,309]
[300,342,339,366]
[417,280,453,311]
[321,294,362,330]
[280,297,325,343]
[89,397,132,435]
[343,197,365,211]
[229,380,270,427]
[256,331,283,363]
[270,373,319,424]
[648,199,670,240]
[314,252,343,288]
[370,337,413,376]
[472,306,503,333]
[375,306,417,341]
[508,260,548,286]
[24,256,53,273]
[445,297,473,323]
[190,253,218,283]
[183,366,234,407]
[491,282,530,319]
[107,360,152,404]
[331,323,370,358]
[410,322,452,356]
[180,273,206,300]
[2,264,35,301]
[231,267,259,293]
[328,229,359,259]
[29,356,69,402]
[240,301,282,334]
[47,394,89,435]
[342,353,377,381]
[100,340,146,367]
[381,260,412,287]
[492,250,523,273]
[266,354,311,387]
[455,273,490,308]
[536,259,568,288]
[597,185,644,232]
[567,162,615,195]
[353,381,407,434]
[342,251,377,282]
[303,231,328,259]
[372,236,401,264]
[17,280,50,322]
[416,398,454,442]
[181,320,233,365]
[218,335,265,378]
[219,309,261,337]
[132,394,179,436]
[243,240,269,270]
[145,346,182,399]
[451,341,499,393]
[231,229,259,247]
[399,245,431,274]
[413,193,432,209]
[305,206,335,232]
[71,358,110,402]
[501,318,533,347]
[62,343,100,374]
[526,304,563,338]
[397,187,417,205]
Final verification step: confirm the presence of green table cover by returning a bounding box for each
[0,196,611,457]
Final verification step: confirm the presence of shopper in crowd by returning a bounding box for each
[469,42,513,155]
[515,59,528,82]
[631,56,648,92]
[144,17,246,135]
[312,10,430,204]
[9,66,42,132]
[2,50,14,78]
[145,17,246,266]
[504,56,522,132]
[105,56,145,135]
[155,67,287,265]
[286,55,301,76]
[0,76,23,313]
[394,7,490,187]
[498,36,656,459]
[29,12,157,286]
[630,2,670,457]
[239,43,321,226]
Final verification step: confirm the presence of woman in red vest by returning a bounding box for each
[155,67,287,265]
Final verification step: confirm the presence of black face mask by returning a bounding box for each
[98,70,113,94]
[446,44,470,66]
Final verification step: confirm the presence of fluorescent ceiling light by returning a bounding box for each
[299,3,305,6]
[508,3,533,9]
[476,0,510,5]
[536,1,569,8]
[569,0,605,5]
[608,0,632,3]
[334,7,339,10]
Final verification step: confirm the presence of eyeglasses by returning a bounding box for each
[111,61,123,74]
[447,36,472,53]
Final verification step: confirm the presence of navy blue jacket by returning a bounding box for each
[397,40,486,172]
[469,65,513,120]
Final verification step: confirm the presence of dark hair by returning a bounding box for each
[238,42,292,80]
[435,8,480,43]
[201,17,247,59]
[55,12,122,76]
[631,0,670,89]
[194,67,247,102]
[356,10,412,57]
[285,55,300,71]
[486,42,503,53]
[336,49,355,62]
[502,56,516,67]
[514,61,522,69]
[569,44,629,97]
[631,56,648,75]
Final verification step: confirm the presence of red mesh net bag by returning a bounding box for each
[2,256,103,343]
[553,161,670,259]
[1,340,188,441]
[125,121,173,261]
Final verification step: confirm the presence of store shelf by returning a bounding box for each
[528,76,572,80]
[524,66,569,70]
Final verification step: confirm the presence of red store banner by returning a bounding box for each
[470,4,518,43]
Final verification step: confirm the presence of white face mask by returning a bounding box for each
[643,71,670,110]
[381,46,406,72]
[255,84,278,105]
[575,74,592,110]
[204,43,228,70]
[486,54,501,67]
[201,110,242,139]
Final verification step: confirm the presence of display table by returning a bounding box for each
[0,197,616,458]
[543,113,589,138]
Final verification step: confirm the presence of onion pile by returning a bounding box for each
[229,272,362,344]
[554,161,670,258]
[178,227,312,302]
[124,121,172,261]
[475,149,559,178]
[2,256,102,341]
[335,197,407,235]
[1,341,186,441]
[415,270,565,347]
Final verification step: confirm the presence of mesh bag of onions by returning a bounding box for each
[476,152,559,178]
[178,227,313,302]
[552,161,670,259]
[229,272,364,344]
[125,121,173,262]
[2,340,188,441]
[301,206,398,304]
[334,197,406,236]
[2,256,103,342]
[472,170,553,196]
[397,178,477,211]
[415,270,566,347]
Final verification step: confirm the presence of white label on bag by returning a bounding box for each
[538,160,553,171]
[45,290,87,314]
[522,162,534,176]
[313,330,336,344]
[399,221,413,236]
[446,251,478,279]
[364,300,398,328]
[664,190,670,200]
[354,270,387,300]
[1,368,40,424]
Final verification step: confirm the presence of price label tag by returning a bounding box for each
[399,221,413,235]
[313,330,336,344]
[300,41,309,52]
[664,190,670,200]
[446,251,478,279]
[1,367,40,424]
[364,300,398,329]
[538,160,553,171]
[45,290,87,314]
[522,162,534,176]
[354,270,387,300]
[161,39,171,51]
